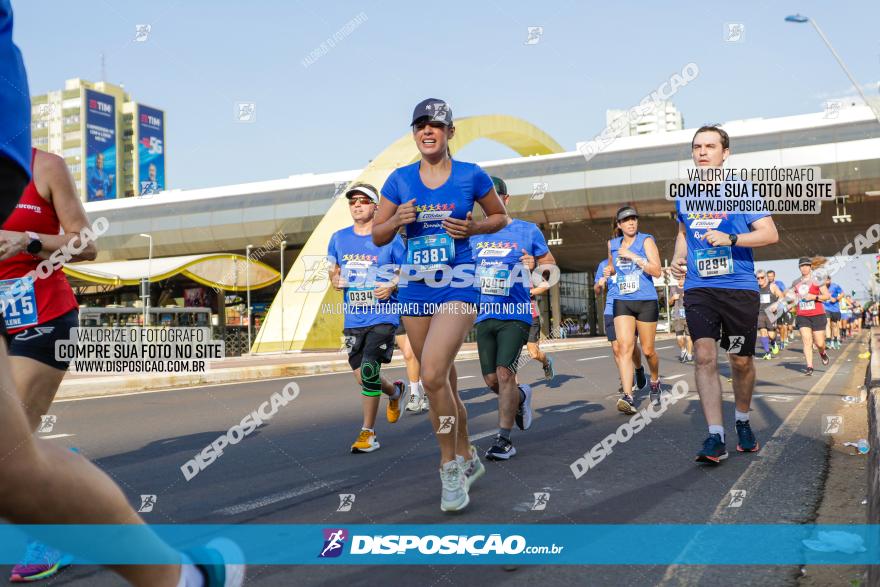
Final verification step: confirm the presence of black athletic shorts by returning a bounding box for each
[0,156,29,342]
[527,318,541,343]
[8,309,78,370]
[343,323,396,370]
[613,299,659,322]
[476,318,530,376]
[395,321,406,336]
[826,311,841,323]
[756,312,776,332]
[685,287,759,357]
[796,314,827,331]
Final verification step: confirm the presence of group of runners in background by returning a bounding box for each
[0,2,875,578]
[328,105,873,512]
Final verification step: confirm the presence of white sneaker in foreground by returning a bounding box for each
[440,459,469,512]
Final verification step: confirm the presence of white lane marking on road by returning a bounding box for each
[555,404,589,413]
[660,343,857,586]
[577,355,609,362]
[458,375,475,380]
[468,430,497,442]
[656,345,674,350]
[664,374,686,380]
[38,433,74,439]
[214,479,346,516]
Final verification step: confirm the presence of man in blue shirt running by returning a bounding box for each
[329,183,407,454]
[671,125,778,465]
[471,177,556,461]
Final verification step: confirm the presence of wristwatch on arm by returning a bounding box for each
[25,231,43,255]
[728,233,738,246]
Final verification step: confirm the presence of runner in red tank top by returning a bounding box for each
[790,256,830,376]
[0,148,96,582]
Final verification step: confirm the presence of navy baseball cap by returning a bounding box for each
[411,98,453,127]
[798,256,812,267]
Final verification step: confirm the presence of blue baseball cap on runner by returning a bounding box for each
[411,98,453,126]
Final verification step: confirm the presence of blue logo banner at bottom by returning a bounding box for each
[1,525,878,565]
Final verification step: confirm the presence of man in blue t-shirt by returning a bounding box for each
[328,183,407,454]
[823,275,844,349]
[471,177,556,461]
[594,259,647,392]
[671,125,779,465]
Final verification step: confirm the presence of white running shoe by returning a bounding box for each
[440,459,469,512]
[463,444,485,490]
[405,391,422,413]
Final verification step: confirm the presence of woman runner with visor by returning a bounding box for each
[604,206,662,413]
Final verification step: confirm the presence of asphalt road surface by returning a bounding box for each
[17,335,866,586]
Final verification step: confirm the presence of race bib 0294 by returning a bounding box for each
[695,247,733,278]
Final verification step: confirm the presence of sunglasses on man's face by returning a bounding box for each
[348,197,373,206]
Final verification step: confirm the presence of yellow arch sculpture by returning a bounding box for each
[252,115,564,352]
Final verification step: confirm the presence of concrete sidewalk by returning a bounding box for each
[58,335,675,400]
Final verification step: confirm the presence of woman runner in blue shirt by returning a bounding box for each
[373,99,507,512]
[604,206,662,413]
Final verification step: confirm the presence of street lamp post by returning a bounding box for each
[280,239,287,353]
[246,244,253,352]
[138,233,153,327]
[785,14,880,124]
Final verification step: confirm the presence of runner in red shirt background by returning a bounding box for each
[790,256,830,376]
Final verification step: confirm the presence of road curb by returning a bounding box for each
[56,335,666,400]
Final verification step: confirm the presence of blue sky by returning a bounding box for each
[12,1,880,190]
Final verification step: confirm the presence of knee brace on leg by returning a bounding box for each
[361,360,382,397]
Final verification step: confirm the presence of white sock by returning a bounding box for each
[409,381,420,395]
[362,427,373,433]
[177,563,205,587]
[709,425,725,442]
[735,410,750,422]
